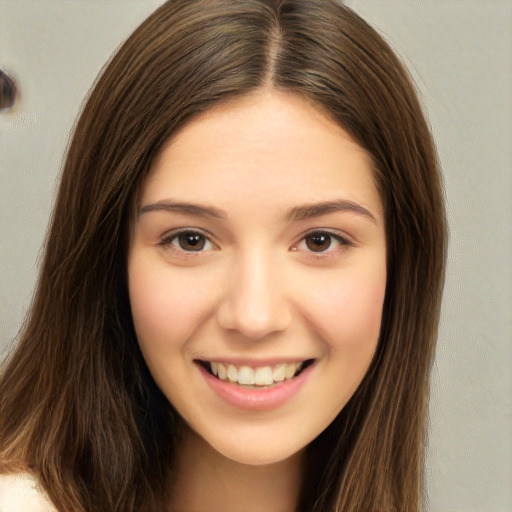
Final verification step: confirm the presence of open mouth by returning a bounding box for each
[196,359,315,388]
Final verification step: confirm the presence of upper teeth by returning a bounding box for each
[210,361,304,386]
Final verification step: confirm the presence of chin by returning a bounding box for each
[203,431,307,467]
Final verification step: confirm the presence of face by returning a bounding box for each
[128,90,387,466]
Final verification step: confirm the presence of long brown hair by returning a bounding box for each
[0,1,446,510]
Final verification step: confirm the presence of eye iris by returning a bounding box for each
[178,233,205,251]
[306,233,331,252]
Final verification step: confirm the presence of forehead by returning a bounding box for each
[141,90,383,222]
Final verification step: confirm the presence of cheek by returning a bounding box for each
[300,265,387,353]
[128,257,213,352]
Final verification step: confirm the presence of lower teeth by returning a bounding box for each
[237,382,279,389]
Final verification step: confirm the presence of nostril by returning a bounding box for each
[0,70,17,111]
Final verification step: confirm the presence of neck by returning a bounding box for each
[168,427,304,512]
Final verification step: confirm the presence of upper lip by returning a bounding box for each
[194,357,315,367]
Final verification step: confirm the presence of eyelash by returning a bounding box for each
[159,229,353,258]
[292,230,354,257]
[160,229,217,256]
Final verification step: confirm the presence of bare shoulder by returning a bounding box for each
[0,473,57,512]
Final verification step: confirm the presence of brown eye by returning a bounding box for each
[177,232,207,251]
[305,233,332,252]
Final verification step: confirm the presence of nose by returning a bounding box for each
[216,251,292,340]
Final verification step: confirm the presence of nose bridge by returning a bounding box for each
[217,246,291,339]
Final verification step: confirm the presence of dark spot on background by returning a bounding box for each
[0,70,17,111]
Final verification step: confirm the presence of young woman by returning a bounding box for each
[0,1,446,511]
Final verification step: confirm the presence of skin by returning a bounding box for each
[128,90,387,511]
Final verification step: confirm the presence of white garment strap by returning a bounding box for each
[0,473,57,512]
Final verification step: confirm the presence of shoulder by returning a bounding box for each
[0,473,57,512]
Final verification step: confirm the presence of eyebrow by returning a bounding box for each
[139,200,227,219]
[139,198,377,223]
[285,200,377,224]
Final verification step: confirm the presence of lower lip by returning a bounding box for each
[198,362,315,411]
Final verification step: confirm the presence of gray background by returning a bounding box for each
[1,1,511,510]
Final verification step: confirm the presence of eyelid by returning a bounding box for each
[290,228,355,256]
[160,228,218,253]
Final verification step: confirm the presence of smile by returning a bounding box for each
[196,358,316,411]
[197,360,314,388]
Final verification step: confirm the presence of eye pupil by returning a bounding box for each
[306,233,331,252]
[178,233,206,251]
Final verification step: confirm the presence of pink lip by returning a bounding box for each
[197,361,315,411]
[196,357,309,366]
